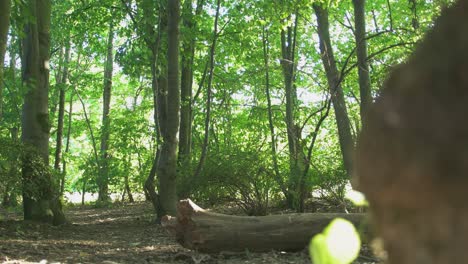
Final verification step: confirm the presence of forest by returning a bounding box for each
[0,0,463,263]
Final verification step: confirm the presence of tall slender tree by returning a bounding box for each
[0,0,11,120]
[178,0,204,168]
[130,0,165,215]
[313,3,354,178]
[98,17,115,202]
[193,0,221,180]
[54,43,71,173]
[262,25,286,199]
[61,93,73,195]
[279,12,305,209]
[156,0,180,217]
[352,0,372,125]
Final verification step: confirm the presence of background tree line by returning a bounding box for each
[0,0,452,223]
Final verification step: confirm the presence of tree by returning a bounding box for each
[21,0,65,225]
[313,3,354,178]
[279,11,304,210]
[352,0,372,125]
[193,0,221,180]
[156,0,181,217]
[54,43,70,174]
[125,0,165,215]
[178,0,204,169]
[261,24,287,202]
[355,1,468,263]
[0,0,11,120]
[98,17,115,202]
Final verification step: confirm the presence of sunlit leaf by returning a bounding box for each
[309,218,361,264]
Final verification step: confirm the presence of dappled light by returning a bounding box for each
[0,204,183,263]
[0,0,461,262]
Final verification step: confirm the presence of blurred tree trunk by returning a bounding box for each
[0,0,11,120]
[98,18,114,202]
[352,0,372,126]
[314,3,354,178]
[21,0,65,225]
[355,2,468,263]
[156,0,181,217]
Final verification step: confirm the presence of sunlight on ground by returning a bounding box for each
[64,192,146,204]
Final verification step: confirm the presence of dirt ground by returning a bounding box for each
[0,202,381,264]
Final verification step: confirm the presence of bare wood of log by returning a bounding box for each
[161,199,366,253]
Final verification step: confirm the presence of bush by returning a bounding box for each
[0,137,22,207]
[189,148,275,216]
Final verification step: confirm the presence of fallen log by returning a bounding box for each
[161,199,366,253]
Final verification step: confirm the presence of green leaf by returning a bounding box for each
[309,218,361,264]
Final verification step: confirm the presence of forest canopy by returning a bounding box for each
[0,0,453,222]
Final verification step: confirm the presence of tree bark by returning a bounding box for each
[355,2,468,263]
[145,149,160,215]
[135,0,165,217]
[61,93,73,195]
[98,18,114,202]
[262,25,287,200]
[21,0,66,225]
[352,0,372,126]
[314,4,354,178]
[178,0,203,168]
[156,0,181,217]
[280,14,305,210]
[0,0,11,120]
[162,199,365,253]
[54,43,71,172]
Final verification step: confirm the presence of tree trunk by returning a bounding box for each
[178,0,202,168]
[280,14,304,210]
[262,25,288,200]
[61,93,73,195]
[81,180,86,206]
[98,18,114,202]
[137,0,164,217]
[0,0,11,120]
[156,0,181,217]
[54,43,71,172]
[193,0,220,180]
[125,175,134,203]
[313,4,354,178]
[162,199,365,253]
[21,0,65,225]
[352,0,372,126]
[355,2,468,263]
[145,150,160,215]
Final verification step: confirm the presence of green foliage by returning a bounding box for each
[0,138,61,204]
[188,148,275,216]
[309,218,361,264]
[2,0,447,212]
[0,137,22,205]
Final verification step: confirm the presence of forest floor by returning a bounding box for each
[0,202,381,264]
